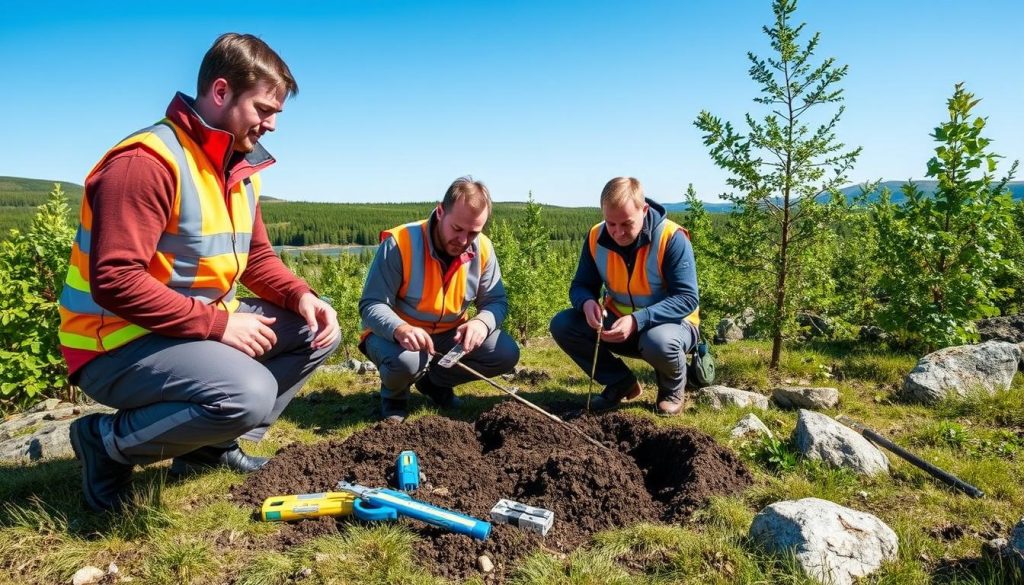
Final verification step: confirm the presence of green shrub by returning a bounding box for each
[0,185,74,412]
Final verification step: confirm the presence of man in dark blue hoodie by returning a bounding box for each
[550,177,700,415]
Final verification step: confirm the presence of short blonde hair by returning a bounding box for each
[600,177,645,209]
[442,176,492,216]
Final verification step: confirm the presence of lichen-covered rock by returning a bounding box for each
[772,386,839,410]
[749,498,898,585]
[901,341,1020,404]
[793,410,888,476]
[697,386,770,410]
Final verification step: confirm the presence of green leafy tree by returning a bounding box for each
[873,84,1019,349]
[287,252,370,360]
[694,0,860,368]
[0,185,75,411]
[491,192,570,344]
[678,184,733,333]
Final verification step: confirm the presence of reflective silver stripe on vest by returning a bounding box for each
[393,222,482,327]
[242,178,257,224]
[595,219,673,310]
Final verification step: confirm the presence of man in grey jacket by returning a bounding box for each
[359,177,520,421]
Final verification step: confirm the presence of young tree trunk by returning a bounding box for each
[771,210,790,369]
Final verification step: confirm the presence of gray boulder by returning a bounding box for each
[772,386,839,410]
[797,311,833,338]
[715,307,755,343]
[697,385,770,410]
[715,318,745,343]
[976,314,1024,343]
[358,360,378,374]
[901,341,1021,404]
[858,325,889,344]
[0,402,115,463]
[793,410,889,476]
[731,413,773,439]
[749,498,898,585]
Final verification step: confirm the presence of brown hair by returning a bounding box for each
[441,176,492,216]
[197,33,298,98]
[600,177,645,209]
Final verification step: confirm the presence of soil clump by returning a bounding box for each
[234,401,752,582]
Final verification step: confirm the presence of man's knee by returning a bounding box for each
[638,326,687,369]
[549,308,583,344]
[492,331,521,373]
[378,353,422,391]
[223,368,278,431]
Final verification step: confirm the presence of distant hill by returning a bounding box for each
[663,180,1024,212]
[837,180,1024,204]
[0,176,84,205]
[0,176,84,239]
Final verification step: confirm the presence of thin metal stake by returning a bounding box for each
[450,360,610,452]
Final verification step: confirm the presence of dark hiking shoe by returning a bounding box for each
[415,376,462,409]
[587,378,642,412]
[69,413,133,512]
[380,398,409,422]
[656,388,688,416]
[170,443,269,476]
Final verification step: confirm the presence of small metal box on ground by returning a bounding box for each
[489,499,555,536]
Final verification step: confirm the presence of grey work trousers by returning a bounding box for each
[362,327,520,401]
[549,308,698,396]
[75,298,339,466]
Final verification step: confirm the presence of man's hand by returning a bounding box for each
[222,312,278,357]
[454,319,489,353]
[394,323,436,354]
[583,299,605,330]
[601,315,636,343]
[296,293,340,350]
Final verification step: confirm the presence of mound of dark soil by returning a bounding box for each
[233,402,752,582]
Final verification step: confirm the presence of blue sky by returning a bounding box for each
[2,1,1022,206]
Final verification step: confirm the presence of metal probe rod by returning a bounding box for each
[450,360,610,452]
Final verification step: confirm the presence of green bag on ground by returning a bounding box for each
[688,338,716,388]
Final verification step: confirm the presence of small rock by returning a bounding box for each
[698,386,770,410]
[478,555,494,573]
[792,410,889,476]
[29,398,62,413]
[358,361,378,374]
[858,491,869,500]
[296,567,313,579]
[345,358,361,371]
[982,537,1009,559]
[107,562,119,575]
[432,486,451,497]
[72,566,106,585]
[730,413,773,439]
[772,386,839,410]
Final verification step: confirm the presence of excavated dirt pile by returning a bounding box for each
[233,402,753,582]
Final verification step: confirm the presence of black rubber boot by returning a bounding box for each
[586,376,640,412]
[415,376,462,409]
[170,443,269,476]
[69,413,134,512]
[380,397,409,422]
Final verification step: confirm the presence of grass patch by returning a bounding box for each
[1,337,1022,583]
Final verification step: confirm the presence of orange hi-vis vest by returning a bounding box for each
[587,217,700,327]
[379,219,493,334]
[58,120,259,356]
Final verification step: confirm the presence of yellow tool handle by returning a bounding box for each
[260,491,356,522]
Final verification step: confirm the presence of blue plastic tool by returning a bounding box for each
[395,450,420,491]
[337,481,491,540]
